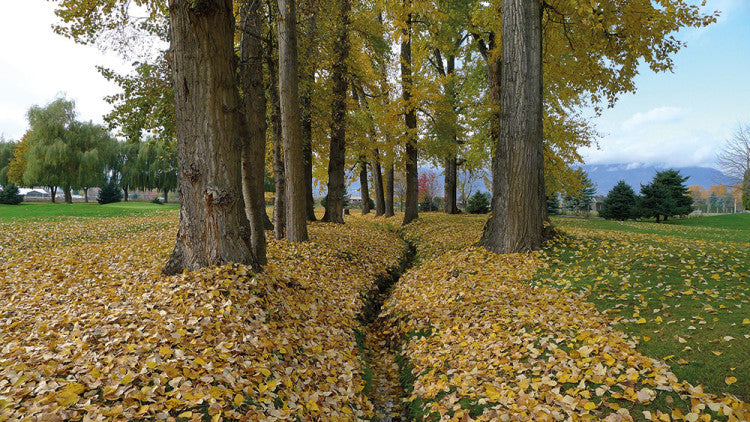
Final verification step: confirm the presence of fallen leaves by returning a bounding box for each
[0,213,406,420]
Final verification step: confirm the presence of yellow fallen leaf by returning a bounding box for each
[742,318,750,325]
[306,399,320,412]
[725,376,737,385]
[234,393,244,407]
[583,401,597,411]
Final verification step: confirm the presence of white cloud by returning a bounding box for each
[621,107,687,131]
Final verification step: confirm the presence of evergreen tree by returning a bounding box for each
[97,182,122,204]
[637,169,693,222]
[466,192,490,214]
[562,169,597,215]
[599,180,637,220]
[0,184,23,205]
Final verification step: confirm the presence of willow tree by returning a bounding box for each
[163,0,258,274]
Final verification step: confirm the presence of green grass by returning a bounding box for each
[539,215,749,407]
[0,201,179,220]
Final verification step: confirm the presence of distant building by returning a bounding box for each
[18,188,50,199]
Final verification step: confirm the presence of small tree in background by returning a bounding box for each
[0,184,23,205]
[97,182,122,204]
[466,191,490,214]
[599,180,637,220]
[562,168,597,215]
[637,169,692,222]
[418,171,440,212]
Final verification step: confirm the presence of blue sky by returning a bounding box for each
[1,0,748,171]
[579,0,750,168]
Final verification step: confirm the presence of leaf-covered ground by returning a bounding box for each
[0,211,406,420]
[377,213,749,421]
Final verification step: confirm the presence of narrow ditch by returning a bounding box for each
[358,237,416,421]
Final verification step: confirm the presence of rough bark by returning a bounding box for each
[359,158,371,215]
[83,188,88,203]
[164,189,169,203]
[123,187,129,202]
[321,0,350,224]
[372,149,385,216]
[443,156,459,214]
[239,0,268,265]
[385,163,394,217]
[479,0,544,253]
[163,0,257,275]
[277,0,308,241]
[49,186,57,203]
[266,12,286,240]
[401,13,418,225]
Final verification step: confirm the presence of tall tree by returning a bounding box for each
[479,0,544,253]
[163,0,257,275]
[371,150,386,216]
[240,0,269,265]
[359,157,371,214]
[400,2,419,225]
[321,0,352,223]
[299,2,319,222]
[265,6,286,239]
[277,0,309,241]
[717,123,750,183]
[0,140,17,188]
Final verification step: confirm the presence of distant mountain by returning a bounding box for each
[581,164,732,196]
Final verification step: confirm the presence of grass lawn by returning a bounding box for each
[541,214,749,405]
[0,201,179,220]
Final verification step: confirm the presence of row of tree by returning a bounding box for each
[46,0,715,273]
[600,170,693,222]
[0,98,177,203]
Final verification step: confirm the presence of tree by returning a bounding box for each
[97,181,122,204]
[163,0,258,275]
[399,0,419,225]
[687,185,708,213]
[321,0,351,224]
[637,169,693,222]
[418,170,440,211]
[0,140,16,188]
[717,124,750,183]
[277,0,309,241]
[359,158,371,215]
[562,169,596,215]
[0,184,23,205]
[7,134,29,186]
[599,180,637,221]
[466,191,490,214]
[479,0,544,253]
[743,169,750,211]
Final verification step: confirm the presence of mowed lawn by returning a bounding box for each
[542,213,749,403]
[0,201,179,221]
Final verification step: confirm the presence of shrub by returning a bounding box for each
[466,192,490,214]
[0,184,23,205]
[151,197,164,205]
[97,182,122,205]
[600,180,637,220]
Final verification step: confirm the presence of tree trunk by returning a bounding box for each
[50,186,57,203]
[277,0,308,241]
[301,9,318,222]
[401,14,418,225]
[443,156,459,214]
[359,158,371,215]
[321,0,350,224]
[266,13,286,240]
[385,163,394,217]
[164,189,168,203]
[63,185,72,203]
[123,187,129,202]
[372,150,385,216]
[83,187,89,203]
[239,0,268,265]
[479,0,544,253]
[163,0,257,275]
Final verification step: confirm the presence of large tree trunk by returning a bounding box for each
[359,158,371,215]
[164,189,169,203]
[163,0,256,275]
[50,186,57,203]
[277,0,308,241]
[239,0,268,265]
[385,163,394,217]
[401,13,418,225]
[321,0,350,224]
[443,156,459,214]
[123,187,129,202]
[479,0,544,253]
[372,149,385,216]
[83,187,89,203]
[301,8,318,222]
[266,13,286,240]
[63,185,72,204]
